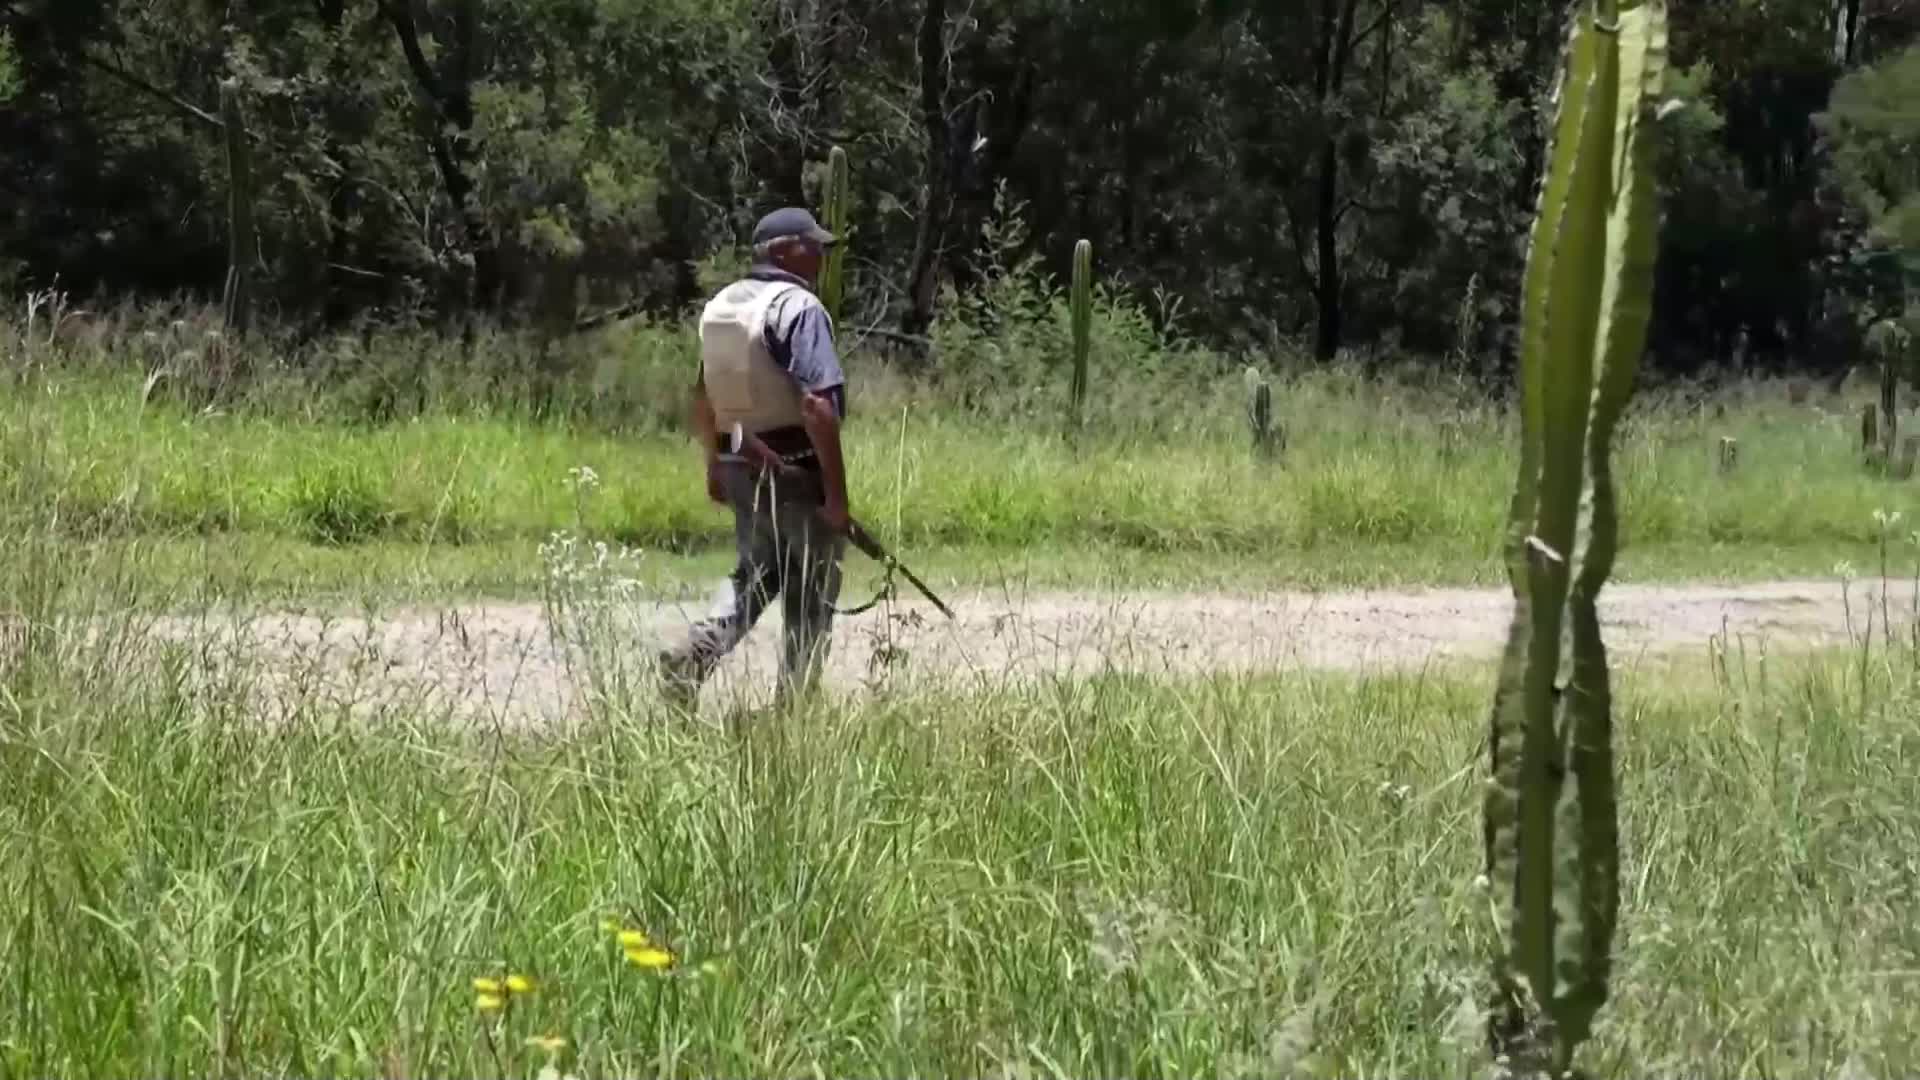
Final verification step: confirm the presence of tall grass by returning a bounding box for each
[9,204,1919,1079]
[3,493,1919,1077]
[2,281,1913,584]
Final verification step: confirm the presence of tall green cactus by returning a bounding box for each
[1867,318,1911,467]
[819,145,850,327]
[0,30,21,105]
[1482,0,1668,1073]
[1069,238,1092,427]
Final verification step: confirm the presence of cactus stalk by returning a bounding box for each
[819,145,850,328]
[1245,365,1279,458]
[1069,238,1092,428]
[1482,0,1668,1073]
[1868,319,1910,468]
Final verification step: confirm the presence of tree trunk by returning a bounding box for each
[382,0,498,315]
[1882,354,1899,463]
[533,255,580,418]
[220,79,255,336]
[950,54,1035,295]
[759,0,847,205]
[1836,0,1863,65]
[317,0,360,326]
[900,0,952,360]
[1309,0,1361,364]
[1487,0,1556,378]
[1312,136,1342,363]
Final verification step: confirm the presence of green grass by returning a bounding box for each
[6,306,1920,1075]
[4,356,1915,603]
[4,536,1918,1077]
[31,532,1904,613]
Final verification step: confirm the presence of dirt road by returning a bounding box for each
[142,576,1910,726]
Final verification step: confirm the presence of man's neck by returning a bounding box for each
[748,263,812,290]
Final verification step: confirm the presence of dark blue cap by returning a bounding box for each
[752,207,836,248]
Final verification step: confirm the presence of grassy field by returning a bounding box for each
[7,300,1920,1076]
[3,525,1918,1077]
[3,322,1916,604]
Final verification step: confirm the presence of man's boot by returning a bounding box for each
[654,648,702,718]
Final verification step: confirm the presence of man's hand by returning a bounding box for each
[817,499,851,534]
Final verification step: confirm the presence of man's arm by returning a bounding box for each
[690,373,726,504]
[691,374,718,448]
[800,392,849,525]
[774,299,853,528]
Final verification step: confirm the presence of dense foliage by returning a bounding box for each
[1,0,1915,378]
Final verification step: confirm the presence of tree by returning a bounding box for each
[0,30,20,103]
[1818,41,1920,340]
[900,0,956,353]
[1236,0,1418,362]
[1820,41,1920,253]
[0,0,1913,384]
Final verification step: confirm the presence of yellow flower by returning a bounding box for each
[505,973,535,995]
[472,977,504,995]
[617,929,649,950]
[624,945,674,971]
[475,992,505,1013]
[525,1035,568,1055]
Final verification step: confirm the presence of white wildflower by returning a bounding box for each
[1836,1054,1877,1080]
[1441,986,1485,1048]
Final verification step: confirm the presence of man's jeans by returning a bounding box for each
[659,460,846,711]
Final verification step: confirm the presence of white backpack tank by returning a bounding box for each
[698,279,811,436]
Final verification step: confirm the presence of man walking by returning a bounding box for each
[656,207,853,716]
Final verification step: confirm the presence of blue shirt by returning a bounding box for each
[748,266,847,420]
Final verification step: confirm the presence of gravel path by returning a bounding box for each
[140,577,1910,726]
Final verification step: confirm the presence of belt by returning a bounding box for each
[717,446,819,468]
[714,425,817,465]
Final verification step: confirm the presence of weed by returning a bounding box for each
[0,548,1915,1076]
[289,462,400,545]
